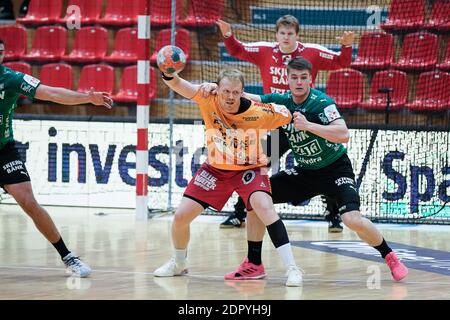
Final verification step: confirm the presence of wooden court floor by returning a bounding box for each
[0,204,449,300]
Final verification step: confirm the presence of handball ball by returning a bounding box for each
[156,45,186,75]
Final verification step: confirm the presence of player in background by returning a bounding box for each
[216,15,355,231]
[0,39,113,277]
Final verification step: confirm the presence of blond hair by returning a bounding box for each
[217,68,245,88]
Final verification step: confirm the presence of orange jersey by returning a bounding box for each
[192,90,292,171]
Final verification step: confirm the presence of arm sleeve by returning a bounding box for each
[260,93,278,104]
[322,103,344,124]
[223,35,266,65]
[7,72,41,99]
[309,44,352,70]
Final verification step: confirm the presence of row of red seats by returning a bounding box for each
[0,25,190,65]
[381,0,449,31]
[17,0,223,28]
[7,60,449,112]
[4,62,156,103]
[352,31,450,71]
[327,69,450,111]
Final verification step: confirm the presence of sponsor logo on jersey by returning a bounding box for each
[335,177,355,186]
[324,104,341,122]
[242,170,256,185]
[244,46,260,53]
[319,52,334,60]
[281,54,292,65]
[193,169,217,191]
[20,83,34,93]
[242,116,259,121]
[3,160,25,174]
[270,87,287,94]
[255,102,274,115]
[294,139,323,157]
[23,74,40,88]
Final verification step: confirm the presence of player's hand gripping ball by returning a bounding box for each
[156,45,186,75]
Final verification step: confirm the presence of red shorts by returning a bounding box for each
[184,163,271,211]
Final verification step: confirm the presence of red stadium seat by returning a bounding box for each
[63,27,108,63]
[0,25,27,61]
[77,64,115,94]
[380,0,425,31]
[326,69,364,109]
[104,28,138,64]
[406,71,450,111]
[16,0,63,26]
[437,42,450,72]
[3,62,32,75]
[151,0,183,27]
[40,63,73,89]
[360,70,408,111]
[351,32,394,70]
[97,0,145,27]
[177,0,224,27]
[22,26,67,62]
[57,0,102,25]
[113,65,156,103]
[424,0,450,31]
[150,28,190,65]
[391,32,438,71]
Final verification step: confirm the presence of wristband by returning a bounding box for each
[161,72,174,81]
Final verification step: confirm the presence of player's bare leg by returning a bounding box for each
[5,181,91,277]
[5,182,61,242]
[341,210,408,281]
[154,197,204,277]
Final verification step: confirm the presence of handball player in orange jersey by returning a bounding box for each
[153,67,303,286]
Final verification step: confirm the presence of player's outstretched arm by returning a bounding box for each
[161,72,200,100]
[35,85,113,109]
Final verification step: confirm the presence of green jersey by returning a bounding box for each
[0,65,40,150]
[261,88,346,170]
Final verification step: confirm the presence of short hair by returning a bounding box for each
[217,68,245,88]
[275,15,300,34]
[0,39,4,46]
[287,57,313,74]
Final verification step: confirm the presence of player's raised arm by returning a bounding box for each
[216,19,232,39]
[161,72,200,100]
[156,45,200,99]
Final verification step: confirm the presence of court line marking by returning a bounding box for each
[1,265,449,285]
